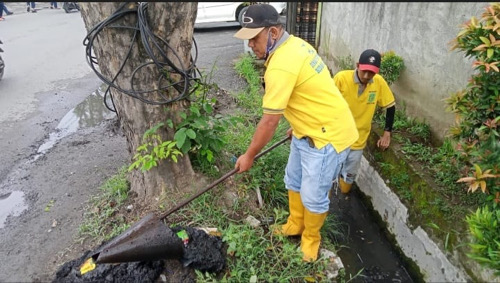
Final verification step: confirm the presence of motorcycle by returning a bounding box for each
[62,2,80,13]
[0,39,4,81]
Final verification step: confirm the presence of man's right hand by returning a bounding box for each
[235,153,255,173]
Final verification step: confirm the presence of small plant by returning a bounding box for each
[44,199,55,212]
[379,50,405,85]
[336,54,355,71]
[128,122,183,172]
[168,82,240,171]
[129,76,238,174]
[465,206,500,274]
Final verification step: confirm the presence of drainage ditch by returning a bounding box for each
[328,184,423,282]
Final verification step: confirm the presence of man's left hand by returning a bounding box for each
[377,131,391,150]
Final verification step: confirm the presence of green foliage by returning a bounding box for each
[465,206,500,274]
[444,4,500,273]
[78,167,131,242]
[129,80,239,174]
[337,54,355,71]
[379,50,406,85]
[234,53,263,117]
[128,122,182,172]
[216,210,328,282]
[446,3,500,200]
[169,82,240,170]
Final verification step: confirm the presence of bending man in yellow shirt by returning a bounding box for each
[333,49,396,194]
[233,4,358,262]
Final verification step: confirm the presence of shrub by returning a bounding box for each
[447,3,500,274]
[447,3,500,202]
[465,206,500,275]
[379,50,405,86]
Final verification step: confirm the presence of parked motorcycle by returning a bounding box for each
[0,40,4,81]
[62,2,80,13]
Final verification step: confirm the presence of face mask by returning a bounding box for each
[265,28,278,59]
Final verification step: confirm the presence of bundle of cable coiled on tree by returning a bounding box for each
[83,2,202,111]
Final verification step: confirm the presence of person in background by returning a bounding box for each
[333,49,396,194]
[233,4,358,262]
[27,2,36,13]
[50,2,58,9]
[1,2,13,15]
[0,2,4,21]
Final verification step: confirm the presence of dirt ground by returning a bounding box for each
[0,85,243,283]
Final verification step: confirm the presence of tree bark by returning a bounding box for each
[79,2,198,203]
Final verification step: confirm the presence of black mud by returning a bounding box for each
[172,226,226,273]
[52,226,226,282]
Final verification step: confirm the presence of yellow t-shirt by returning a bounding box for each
[262,36,358,152]
[333,70,395,150]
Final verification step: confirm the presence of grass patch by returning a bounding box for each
[78,166,131,243]
[171,188,333,282]
[369,103,488,252]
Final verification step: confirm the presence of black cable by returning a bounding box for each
[83,2,202,111]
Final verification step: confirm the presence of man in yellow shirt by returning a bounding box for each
[233,4,358,262]
[333,49,396,194]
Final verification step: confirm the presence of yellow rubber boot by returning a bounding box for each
[300,209,328,262]
[273,190,304,236]
[339,178,352,194]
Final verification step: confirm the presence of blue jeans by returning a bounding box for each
[284,136,349,213]
[340,149,364,184]
[27,2,35,9]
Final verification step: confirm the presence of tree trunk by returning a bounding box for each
[79,2,198,204]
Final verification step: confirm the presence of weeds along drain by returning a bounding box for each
[52,226,226,282]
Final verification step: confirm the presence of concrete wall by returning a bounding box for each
[356,156,470,282]
[317,2,487,141]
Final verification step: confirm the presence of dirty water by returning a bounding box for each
[0,191,28,229]
[329,184,421,283]
[0,86,115,230]
[53,226,226,282]
[33,86,115,161]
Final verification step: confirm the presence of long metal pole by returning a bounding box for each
[158,135,290,220]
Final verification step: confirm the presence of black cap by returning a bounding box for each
[234,4,280,40]
[358,49,381,73]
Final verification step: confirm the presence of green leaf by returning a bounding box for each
[487,48,494,58]
[167,142,176,149]
[203,103,214,113]
[174,128,187,148]
[479,36,491,45]
[166,119,174,128]
[181,139,191,154]
[190,106,201,116]
[186,129,196,139]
